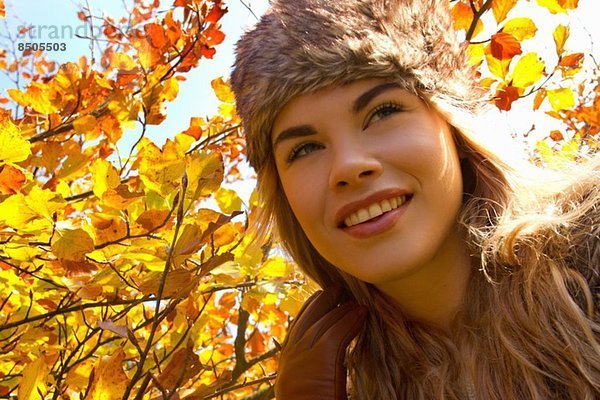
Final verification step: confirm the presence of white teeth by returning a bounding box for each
[343,196,409,227]
[381,199,392,212]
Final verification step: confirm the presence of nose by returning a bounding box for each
[328,141,383,189]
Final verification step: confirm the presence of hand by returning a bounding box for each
[275,286,368,400]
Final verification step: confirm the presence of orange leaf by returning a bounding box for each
[145,23,168,49]
[559,53,584,68]
[136,209,170,231]
[533,88,547,111]
[248,329,266,357]
[157,341,205,390]
[451,2,483,37]
[550,130,564,141]
[490,32,522,60]
[0,164,26,194]
[495,86,520,111]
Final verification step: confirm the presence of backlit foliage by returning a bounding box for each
[0,0,597,399]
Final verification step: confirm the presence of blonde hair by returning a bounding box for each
[250,94,600,398]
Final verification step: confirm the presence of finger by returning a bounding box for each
[286,286,344,344]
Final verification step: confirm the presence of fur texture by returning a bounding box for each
[231,0,482,171]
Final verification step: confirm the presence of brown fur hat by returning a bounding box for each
[231,0,482,171]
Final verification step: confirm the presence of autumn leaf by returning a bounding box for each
[492,0,518,23]
[88,349,129,400]
[91,158,120,198]
[17,357,48,400]
[0,116,31,166]
[511,52,545,89]
[451,2,484,38]
[73,115,97,134]
[533,88,547,111]
[52,229,95,261]
[495,86,521,111]
[211,77,235,103]
[157,340,205,390]
[0,0,5,18]
[547,87,575,111]
[490,32,522,60]
[502,17,537,41]
[0,164,26,194]
[215,187,242,214]
[536,0,578,13]
[553,24,569,56]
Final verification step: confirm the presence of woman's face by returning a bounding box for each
[272,79,465,286]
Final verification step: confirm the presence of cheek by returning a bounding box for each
[280,171,324,230]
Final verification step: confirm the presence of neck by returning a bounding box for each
[374,227,472,331]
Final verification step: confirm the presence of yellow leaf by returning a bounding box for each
[259,257,294,279]
[211,77,235,103]
[110,52,137,71]
[536,0,566,13]
[511,53,545,89]
[492,0,518,23]
[485,51,511,80]
[0,116,31,165]
[52,229,95,261]
[138,269,198,299]
[503,18,537,41]
[91,159,120,198]
[17,357,48,400]
[0,194,37,228]
[538,0,577,13]
[8,83,58,114]
[73,115,97,134]
[547,87,575,111]
[214,187,242,214]
[24,185,65,220]
[553,25,569,56]
[185,151,224,199]
[467,43,484,66]
[163,77,179,101]
[88,349,129,400]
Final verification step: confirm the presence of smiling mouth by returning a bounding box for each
[340,194,413,228]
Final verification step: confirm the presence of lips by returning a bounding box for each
[335,189,412,228]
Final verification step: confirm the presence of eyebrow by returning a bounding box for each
[272,81,402,150]
[352,81,402,114]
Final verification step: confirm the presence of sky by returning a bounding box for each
[0,0,598,157]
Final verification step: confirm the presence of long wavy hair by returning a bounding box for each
[250,91,600,398]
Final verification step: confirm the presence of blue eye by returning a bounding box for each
[287,142,323,163]
[364,102,405,128]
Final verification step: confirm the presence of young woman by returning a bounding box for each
[231,0,600,398]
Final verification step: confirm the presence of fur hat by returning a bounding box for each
[231,0,482,171]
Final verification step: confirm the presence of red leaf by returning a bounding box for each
[490,32,522,60]
[495,86,520,111]
[144,23,168,49]
[205,5,227,24]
